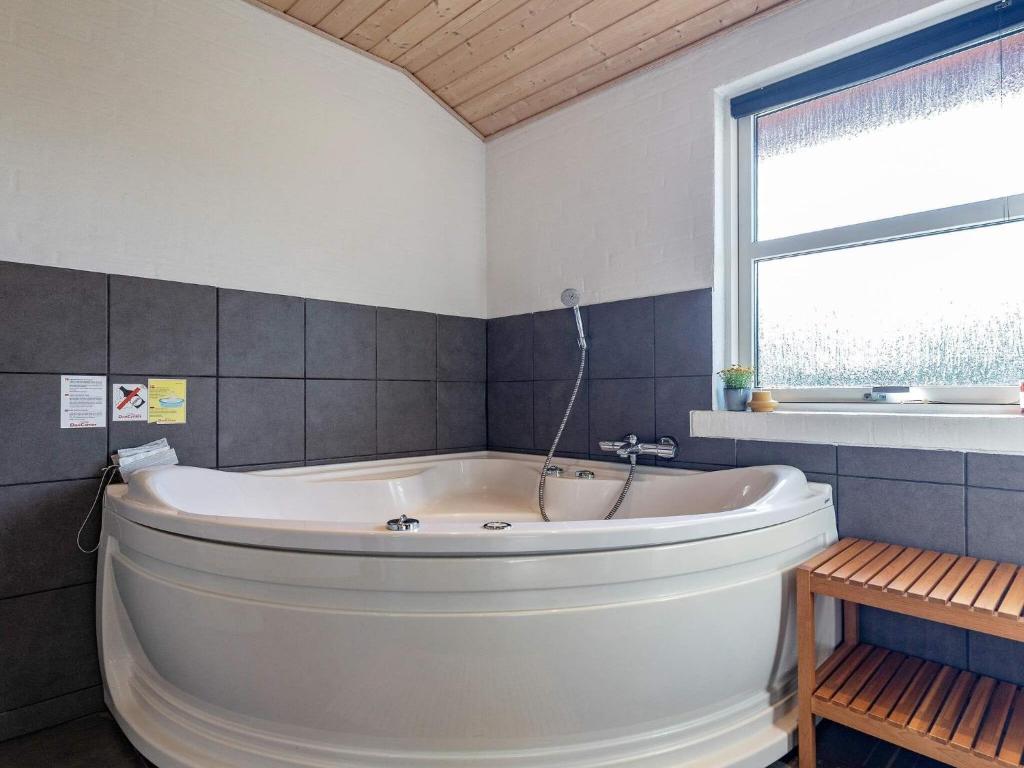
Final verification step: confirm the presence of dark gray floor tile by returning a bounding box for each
[0,710,141,767]
[967,452,1024,491]
[437,315,485,382]
[838,476,965,553]
[0,584,100,711]
[838,446,964,484]
[534,379,589,454]
[737,440,837,474]
[0,480,98,600]
[108,376,216,468]
[377,381,437,453]
[860,607,967,668]
[0,262,107,374]
[376,308,436,380]
[966,486,1024,562]
[305,380,376,460]
[218,289,304,377]
[0,375,108,486]
[487,381,533,450]
[0,687,105,744]
[654,289,712,377]
[487,314,533,381]
[217,379,304,467]
[533,307,589,380]
[437,382,486,450]
[654,376,735,466]
[587,298,654,379]
[969,632,1024,686]
[305,300,376,379]
[109,276,216,376]
[588,378,655,456]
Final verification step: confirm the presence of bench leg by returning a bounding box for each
[844,599,859,645]
[796,570,816,768]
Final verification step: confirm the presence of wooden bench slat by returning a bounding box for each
[867,546,925,591]
[848,544,906,586]
[815,644,873,701]
[998,567,1024,620]
[927,555,979,604]
[997,689,1024,767]
[850,650,905,714]
[890,660,943,729]
[870,656,924,721]
[974,681,1017,758]
[907,665,958,734]
[929,670,976,743]
[831,542,892,582]
[951,675,996,751]
[906,552,959,599]
[976,563,1020,614]
[952,560,999,609]
[814,539,876,577]
[799,537,861,573]
[833,647,890,707]
[886,550,943,595]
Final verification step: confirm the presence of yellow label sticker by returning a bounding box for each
[148,379,187,424]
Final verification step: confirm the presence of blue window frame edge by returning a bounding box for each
[730,0,1024,119]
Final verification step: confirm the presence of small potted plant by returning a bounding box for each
[718,364,755,411]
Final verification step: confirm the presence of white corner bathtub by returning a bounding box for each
[97,451,838,768]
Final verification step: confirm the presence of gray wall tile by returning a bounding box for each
[0,375,108,486]
[533,307,589,380]
[488,381,533,449]
[0,686,104,743]
[305,300,375,380]
[654,376,735,465]
[838,446,964,484]
[377,381,437,453]
[0,584,100,711]
[438,382,486,449]
[969,633,1024,687]
[966,486,1024,562]
[0,262,106,374]
[305,380,376,460]
[588,298,654,379]
[967,452,1024,491]
[737,440,837,474]
[377,308,436,380]
[220,462,305,472]
[859,608,967,668]
[487,314,533,381]
[109,276,216,376]
[589,378,655,457]
[654,290,712,377]
[437,315,485,382]
[218,289,304,378]
[108,376,217,468]
[217,378,304,467]
[838,476,965,553]
[534,380,589,454]
[0,481,98,600]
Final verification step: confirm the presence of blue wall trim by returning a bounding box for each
[730,0,1024,119]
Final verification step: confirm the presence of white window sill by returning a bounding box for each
[690,408,1024,454]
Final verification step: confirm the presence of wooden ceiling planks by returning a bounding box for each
[252,0,793,137]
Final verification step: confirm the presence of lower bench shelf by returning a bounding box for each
[797,538,1024,768]
[812,643,1024,767]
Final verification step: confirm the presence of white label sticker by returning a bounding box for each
[60,375,106,429]
[112,383,149,422]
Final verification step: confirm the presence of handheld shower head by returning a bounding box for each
[560,288,581,308]
[560,288,587,350]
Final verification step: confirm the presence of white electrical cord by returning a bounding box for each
[77,464,119,554]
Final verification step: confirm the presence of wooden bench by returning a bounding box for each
[797,538,1024,768]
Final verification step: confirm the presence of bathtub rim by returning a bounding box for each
[103,451,834,557]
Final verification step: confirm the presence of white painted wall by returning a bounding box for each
[485,0,984,318]
[0,0,486,316]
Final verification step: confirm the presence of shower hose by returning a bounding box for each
[537,344,637,522]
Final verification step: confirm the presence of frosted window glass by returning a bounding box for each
[756,31,1024,241]
[756,221,1024,388]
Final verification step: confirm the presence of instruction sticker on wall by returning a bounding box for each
[60,375,106,429]
[112,383,149,422]
[148,379,187,425]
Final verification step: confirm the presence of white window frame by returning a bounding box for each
[735,97,1024,407]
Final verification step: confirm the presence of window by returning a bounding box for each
[735,8,1024,405]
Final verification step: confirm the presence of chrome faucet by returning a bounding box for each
[599,434,678,460]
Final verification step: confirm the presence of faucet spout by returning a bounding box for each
[598,434,678,460]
